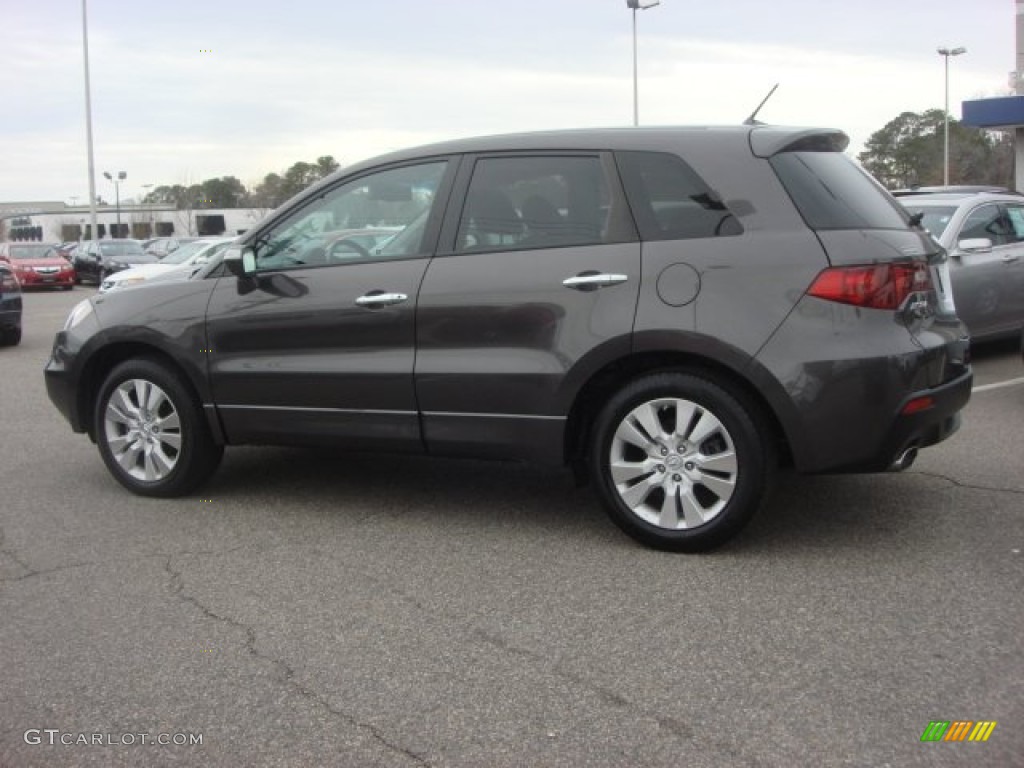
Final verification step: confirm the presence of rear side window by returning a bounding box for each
[616,151,742,240]
[455,155,613,253]
[770,151,909,230]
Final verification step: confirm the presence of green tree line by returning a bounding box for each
[142,155,340,209]
[858,109,1013,189]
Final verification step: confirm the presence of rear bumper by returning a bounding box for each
[828,368,972,473]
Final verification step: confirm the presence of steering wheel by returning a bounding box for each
[325,238,372,262]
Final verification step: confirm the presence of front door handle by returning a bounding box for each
[562,273,629,291]
[1001,253,1020,263]
[355,291,408,308]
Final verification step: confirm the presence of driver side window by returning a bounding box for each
[252,161,448,271]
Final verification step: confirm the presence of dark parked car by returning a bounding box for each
[0,242,75,290]
[45,125,972,552]
[0,260,22,346]
[73,239,156,284]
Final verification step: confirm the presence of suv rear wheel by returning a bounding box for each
[590,372,772,552]
[95,359,223,497]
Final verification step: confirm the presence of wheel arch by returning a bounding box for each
[78,341,223,445]
[564,349,796,470]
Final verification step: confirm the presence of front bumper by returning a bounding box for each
[17,272,74,288]
[44,331,86,432]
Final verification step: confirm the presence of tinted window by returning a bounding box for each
[616,151,742,240]
[99,241,145,257]
[254,161,447,270]
[901,205,956,239]
[770,152,909,230]
[455,156,612,253]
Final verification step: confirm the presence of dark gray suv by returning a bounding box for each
[45,126,972,551]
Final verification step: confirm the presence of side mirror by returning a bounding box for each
[958,237,993,255]
[223,245,256,277]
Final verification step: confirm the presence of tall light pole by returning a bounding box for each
[627,0,660,126]
[81,0,98,241]
[937,46,966,186]
[103,171,126,238]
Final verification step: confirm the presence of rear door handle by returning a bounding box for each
[562,273,629,290]
[355,291,408,308]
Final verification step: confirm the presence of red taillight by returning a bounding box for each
[807,262,932,310]
[902,396,935,415]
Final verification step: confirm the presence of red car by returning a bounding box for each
[0,243,76,290]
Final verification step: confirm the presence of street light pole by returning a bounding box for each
[103,171,126,237]
[81,0,98,241]
[937,46,966,186]
[627,0,660,127]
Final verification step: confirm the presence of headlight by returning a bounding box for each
[64,299,95,330]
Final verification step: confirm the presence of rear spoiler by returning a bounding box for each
[749,127,849,158]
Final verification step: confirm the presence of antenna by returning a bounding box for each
[743,83,779,126]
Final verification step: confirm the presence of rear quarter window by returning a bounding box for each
[770,152,909,231]
[616,151,743,241]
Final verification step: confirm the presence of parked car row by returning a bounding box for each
[99,238,233,293]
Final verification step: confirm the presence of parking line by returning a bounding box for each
[973,376,1024,393]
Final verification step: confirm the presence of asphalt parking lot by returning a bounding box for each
[1,288,1021,767]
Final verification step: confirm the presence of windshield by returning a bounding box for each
[900,205,956,239]
[9,244,56,259]
[161,241,213,265]
[99,241,146,257]
[770,151,910,230]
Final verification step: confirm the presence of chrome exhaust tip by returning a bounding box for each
[889,445,919,472]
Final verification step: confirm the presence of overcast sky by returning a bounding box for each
[1,0,1016,202]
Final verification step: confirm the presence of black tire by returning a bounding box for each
[94,358,223,497]
[589,372,773,552]
[0,326,21,346]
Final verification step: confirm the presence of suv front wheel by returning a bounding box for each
[95,359,223,497]
[590,372,772,552]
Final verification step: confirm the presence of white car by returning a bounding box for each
[99,238,232,293]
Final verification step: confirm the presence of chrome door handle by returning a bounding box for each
[562,273,629,290]
[355,292,408,307]
[1001,254,1020,263]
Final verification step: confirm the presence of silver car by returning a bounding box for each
[901,192,1024,341]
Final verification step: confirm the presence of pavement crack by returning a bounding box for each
[163,556,431,767]
[0,547,249,585]
[909,470,1024,496]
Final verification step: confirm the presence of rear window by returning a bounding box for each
[770,152,909,231]
[900,205,956,239]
